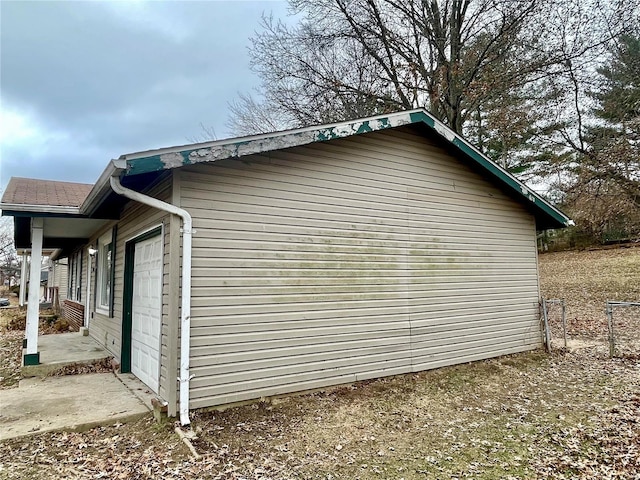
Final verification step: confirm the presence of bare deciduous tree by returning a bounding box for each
[229,0,636,146]
[0,218,18,288]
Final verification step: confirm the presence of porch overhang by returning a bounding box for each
[0,178,115,368]
[11,214,108,257]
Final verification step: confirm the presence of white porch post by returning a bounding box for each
[24,218,44,365]
[19,251,28,307]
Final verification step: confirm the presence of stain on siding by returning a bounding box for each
[179,126,541,409]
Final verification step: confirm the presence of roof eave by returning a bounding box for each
[87,108,571,230]
[0,203,81,216]
[120,110,420,176]
[79,160,121,216]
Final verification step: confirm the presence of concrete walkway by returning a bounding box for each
[0,372,154,440]
[22,332,110,377]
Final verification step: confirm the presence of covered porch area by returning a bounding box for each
[16,213,107,368]
[1,178,115,367]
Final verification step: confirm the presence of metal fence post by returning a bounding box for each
[542,298,551,352]
[605,301,640,358]
[561,300,567,348]
[606,301,614,358]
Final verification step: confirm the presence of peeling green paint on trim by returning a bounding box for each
[121,109,570,229]
[315,117,398,140]
[126,155,164,175]
[124,116,413,177]
[409,111,432,126]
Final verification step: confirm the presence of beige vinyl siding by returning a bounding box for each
[86,223,115,351]
[181,125,541,409]
[89,177,173,401]
[61,249,86,330]
[52,259,68,302]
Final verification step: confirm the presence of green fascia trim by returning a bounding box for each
[124,117,407,177]
[408,111,571,229]
[22,338,27,348]
[122,109,570,228]
[23,352,40,366]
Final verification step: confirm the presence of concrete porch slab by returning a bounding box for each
[0,372,153,441]
[22,332,110,377]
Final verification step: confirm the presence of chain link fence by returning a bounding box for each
[606,301,640,358]
[541,298,567,351]
[542,298,639,357]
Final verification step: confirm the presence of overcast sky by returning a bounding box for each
[0,0,292,194]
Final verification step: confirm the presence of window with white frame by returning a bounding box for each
[68,250,82,302]
[96,231,114,314]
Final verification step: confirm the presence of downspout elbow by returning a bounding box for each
[109,174,193,426]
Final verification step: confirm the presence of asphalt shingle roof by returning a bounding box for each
[1,177,93,208]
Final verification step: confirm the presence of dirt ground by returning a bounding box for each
[0,247,638,479]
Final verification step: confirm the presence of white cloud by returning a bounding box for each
[0,1,293,188]
[0,105,110,186]
[98,0,191,42]
[0,107,70,149]
[0,108,39,146]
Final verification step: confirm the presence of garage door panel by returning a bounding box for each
[131,234,162,393]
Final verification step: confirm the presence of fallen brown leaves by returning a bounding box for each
[539,247,640,343]
[0,329,22,389]
[0,247,638,479]
[534,392,640,479]
[50,357,114,377]
[0,306,108,389]
[1,418,192,480]
[1,307,76,336]
[1,345,638,479]
[168,348,638,480]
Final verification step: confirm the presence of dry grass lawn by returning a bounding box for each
[0,247,638,479]
[539,246,640,350]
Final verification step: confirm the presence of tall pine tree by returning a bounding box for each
[561,34,640,241]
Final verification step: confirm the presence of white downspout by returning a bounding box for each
[109,175,193,426]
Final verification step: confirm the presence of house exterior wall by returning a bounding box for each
[179,125,542,409]
[88,176,174,401]
[61,249,85,330]
[53,259,68,303]
[45,259,68,317]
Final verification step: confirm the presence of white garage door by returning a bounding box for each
[131,234,162,393]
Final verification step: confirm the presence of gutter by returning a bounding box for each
[0,203,81,215]
[109,173,193,427]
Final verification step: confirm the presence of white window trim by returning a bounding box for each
[95,231,113,316]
